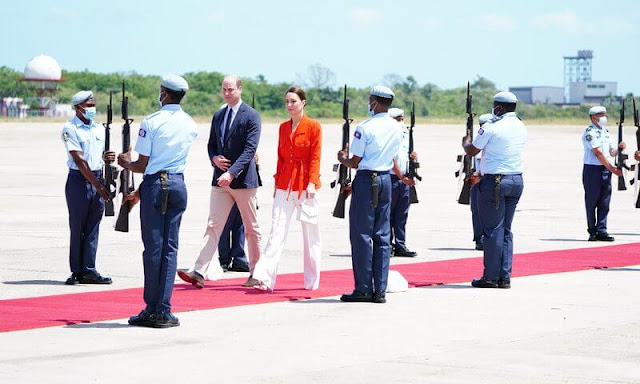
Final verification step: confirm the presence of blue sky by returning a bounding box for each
[4,0,640,93]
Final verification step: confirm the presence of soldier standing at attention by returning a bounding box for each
[337,86,402,303]
[118,74,198,328]
[462,92,527,289]
[62,91,114,285]
[581,106,625,242]
[387,107,418,257]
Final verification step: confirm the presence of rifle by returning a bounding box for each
[455,82,475,204]
[407,102,421,204]
[331,84,352,218]
[633,98,640,207]
[103,91,117,216]
[115,81,135,232]
[615,99,629,191]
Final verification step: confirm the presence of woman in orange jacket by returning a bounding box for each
[252,86,322,291]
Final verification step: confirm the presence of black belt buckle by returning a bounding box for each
[160,171,169,215]
[371,172,379,209]
[493,175,503,210]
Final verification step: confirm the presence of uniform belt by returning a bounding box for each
[358,170,390,175]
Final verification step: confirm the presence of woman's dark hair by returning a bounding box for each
[285,86,306,102]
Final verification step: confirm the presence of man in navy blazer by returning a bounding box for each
[178,75,263,288]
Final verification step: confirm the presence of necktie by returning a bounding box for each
[222,107,233,142]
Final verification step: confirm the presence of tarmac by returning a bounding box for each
[1,117,639,383]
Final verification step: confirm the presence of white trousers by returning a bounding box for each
[253,189,321,290]
[191,186,262,279]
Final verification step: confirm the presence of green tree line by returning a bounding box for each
[0,66,635,121]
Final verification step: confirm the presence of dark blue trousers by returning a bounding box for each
[470,184,483,245]
[218,203,247,266]
[582,165,612,235]
[349,170,392,294]
[139,173,187,314]
[390,175,410,250]
[65,170,104,275]
[477,174,523,281]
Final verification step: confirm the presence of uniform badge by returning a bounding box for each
[139,129,146,137]
[478,128,484,135]
[63,132,70,142]
[586,134,592,142]
[354,131,361,139]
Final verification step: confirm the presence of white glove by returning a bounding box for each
[306,183,316,199]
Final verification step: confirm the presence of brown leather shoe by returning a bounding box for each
[177,270,204,289]
[242,276,260,287]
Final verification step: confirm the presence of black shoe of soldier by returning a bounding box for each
[128,311,157,328]
[471,277,499,288]
[497,279,511,289]
[154,312,180,328]
[372,291,386,303]
[393,247,417,257]
[79,272,112,284]
[340,291,373,302]
[595,232,615,242]
[228,263,250,272]
[65,273,81,285]
[475,242,484,251]
[220,263,229,272]
[588,234,597,242]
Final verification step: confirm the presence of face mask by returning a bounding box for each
[158,92,165,107]
[598,116,607,126]
[368,102,377,117]
[82,106,96,120]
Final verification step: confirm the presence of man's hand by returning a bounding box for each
[619,142,626,150]
[468,173,481,187]
[117,148,131,169]
[635,151,640,162]
[462,135,472,147]
[217,172,235,187]
[401,176,416,187]
[103,150,116,163]
[341,184,352,198]
[123,189,140,212]
[612,168,623,177]
[213,155,231,171]
[96,183,111,202]
[410,151,418,161]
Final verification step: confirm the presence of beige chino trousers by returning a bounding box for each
[192,186,262,278]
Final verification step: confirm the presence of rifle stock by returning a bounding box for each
[456,82,475,205]
[115,81,134,232]
[103,91,117,216]
[332,84,352,218]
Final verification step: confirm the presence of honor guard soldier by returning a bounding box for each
[388,107,418,257]
[469,113,493,251]
[462,91,527,289]
[337,85,402,303]
[118,74,198,328]
[581,106,625,242]
[62,91,114,285]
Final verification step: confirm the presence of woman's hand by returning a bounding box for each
[306,183,316,199]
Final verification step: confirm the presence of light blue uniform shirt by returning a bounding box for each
[472,112,527,175]
[393,123,410,174]
[582,124,614,165]
[350,112,403,172]
[134,104,198,176]
[61,115,105,171]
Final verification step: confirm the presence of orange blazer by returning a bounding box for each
[274,114,322,195]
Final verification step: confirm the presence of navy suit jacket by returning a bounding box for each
[207,101,261,189]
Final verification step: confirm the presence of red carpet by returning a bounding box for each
[1,242,639,333]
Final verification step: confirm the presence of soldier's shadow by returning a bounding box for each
[3,280,66,286]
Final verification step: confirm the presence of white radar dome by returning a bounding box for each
[23,54,62,81]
